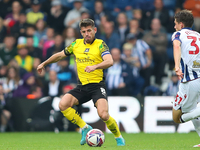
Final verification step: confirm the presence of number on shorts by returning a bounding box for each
[175,94,183,106]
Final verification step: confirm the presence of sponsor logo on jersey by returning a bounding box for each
[84,48,90,53]
[76,58,95,64]
[193,60,200,68]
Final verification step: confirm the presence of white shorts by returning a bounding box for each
[173,78,200,113]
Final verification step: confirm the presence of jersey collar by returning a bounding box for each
[84,38,96,45]
[181,27,192,30]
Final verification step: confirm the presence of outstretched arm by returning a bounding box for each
[85,54,113,73]
[37,51,67,74]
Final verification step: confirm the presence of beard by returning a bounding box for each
[85,39,91,43]
[85,36,93,43]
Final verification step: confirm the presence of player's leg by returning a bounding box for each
[59,93,87,128]
[180,107,200,122]
[173,108,200,147]
[95,99,125,146]
[173,80,200,123]
[172,108,182,123]
[172,79,200,147]
[172,104,200,123]
[192,118,200,147]
[59,93,92,145]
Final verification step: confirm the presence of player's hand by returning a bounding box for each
[175,68,183,80]
[85,66,96,73]
[37,64,45,74]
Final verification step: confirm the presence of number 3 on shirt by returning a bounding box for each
[188,36,199,55]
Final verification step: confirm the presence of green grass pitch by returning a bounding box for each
[0,132,199,150]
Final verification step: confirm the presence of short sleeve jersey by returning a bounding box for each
[64,38,110,85]
[171,28,200,82]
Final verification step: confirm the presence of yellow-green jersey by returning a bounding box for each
[64,38,110,85]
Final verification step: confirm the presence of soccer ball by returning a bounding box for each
[86,129,105,147]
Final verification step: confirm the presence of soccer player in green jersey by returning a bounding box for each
[37,19,125,146]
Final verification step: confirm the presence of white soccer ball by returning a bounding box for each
[86,129,105,147]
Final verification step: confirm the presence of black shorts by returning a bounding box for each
[68,82,108,106]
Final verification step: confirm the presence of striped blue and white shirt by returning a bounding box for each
[106,63,124,90]
[172,28,200,82]
[132,39,150,68]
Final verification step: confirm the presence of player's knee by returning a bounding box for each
[59,94,77,111]
[59,100,69,111]
[173,116,181,123]
[172,108,182,123]
[98,111,109,121]
[59,101,64,111]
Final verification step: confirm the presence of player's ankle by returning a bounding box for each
[115,135,122,139]
[81,124,88,130]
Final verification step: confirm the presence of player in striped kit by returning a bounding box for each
[172,10,200,147]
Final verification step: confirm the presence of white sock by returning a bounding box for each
[181,107,200,122]
[81,124,88,130]
[192,118,200,136]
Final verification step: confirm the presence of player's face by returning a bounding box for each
[174,19,182,31]
[80,26,97,44]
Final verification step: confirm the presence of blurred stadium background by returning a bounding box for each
[0,0,197,138]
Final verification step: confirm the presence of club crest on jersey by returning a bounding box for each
[100,87,106,97]
[84,48,90,53]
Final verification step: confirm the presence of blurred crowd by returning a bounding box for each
[0,0,195,132]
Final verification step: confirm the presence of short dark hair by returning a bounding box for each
[79,19,95,29]
[174,9,194,28]
[95,0,103,4]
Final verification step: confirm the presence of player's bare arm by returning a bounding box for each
[37,51,67,74]
[84,54,113,73]
[173,39,183,80]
